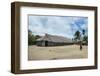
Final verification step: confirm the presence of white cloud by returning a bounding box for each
[28,15,88,38]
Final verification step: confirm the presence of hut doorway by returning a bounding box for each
[45,41,48,46]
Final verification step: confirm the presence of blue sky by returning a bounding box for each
[28,15,88,38]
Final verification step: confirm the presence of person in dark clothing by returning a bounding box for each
[80,41,82,50]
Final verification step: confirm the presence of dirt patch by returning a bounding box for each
[28,45,88,60]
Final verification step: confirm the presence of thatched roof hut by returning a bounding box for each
[36,34,73,46]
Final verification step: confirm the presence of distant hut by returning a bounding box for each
[36,34,73,46]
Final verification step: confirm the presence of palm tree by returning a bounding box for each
[82,29,85,35]
[82,29,88,45]
[83,35,88,43]
[74,30,82,50]
[74,29,88,50]
[74,30,81,42]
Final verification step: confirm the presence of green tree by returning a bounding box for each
[28,30,36,45]
[82,29,85,35]
[74,29,88,50]
[74,30,82,50]
[74,30,81,42]
[35,35,41,39]
[82,29,88,45]
[83,35,88,44]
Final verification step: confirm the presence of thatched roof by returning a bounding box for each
[37,34,73,43]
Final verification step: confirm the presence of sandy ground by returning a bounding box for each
[28,45,88,60]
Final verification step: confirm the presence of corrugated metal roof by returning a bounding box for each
[37,34,73,43]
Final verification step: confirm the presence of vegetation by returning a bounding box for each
[74,29,88,45]
[28,30,41,45]
[83,35,88,44]
[73,29,88,50]
[74,30,81,42]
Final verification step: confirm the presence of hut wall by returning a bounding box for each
[36,41,45,46]
[36,41,74,46]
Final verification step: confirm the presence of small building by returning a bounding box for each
[36,34,73,46]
